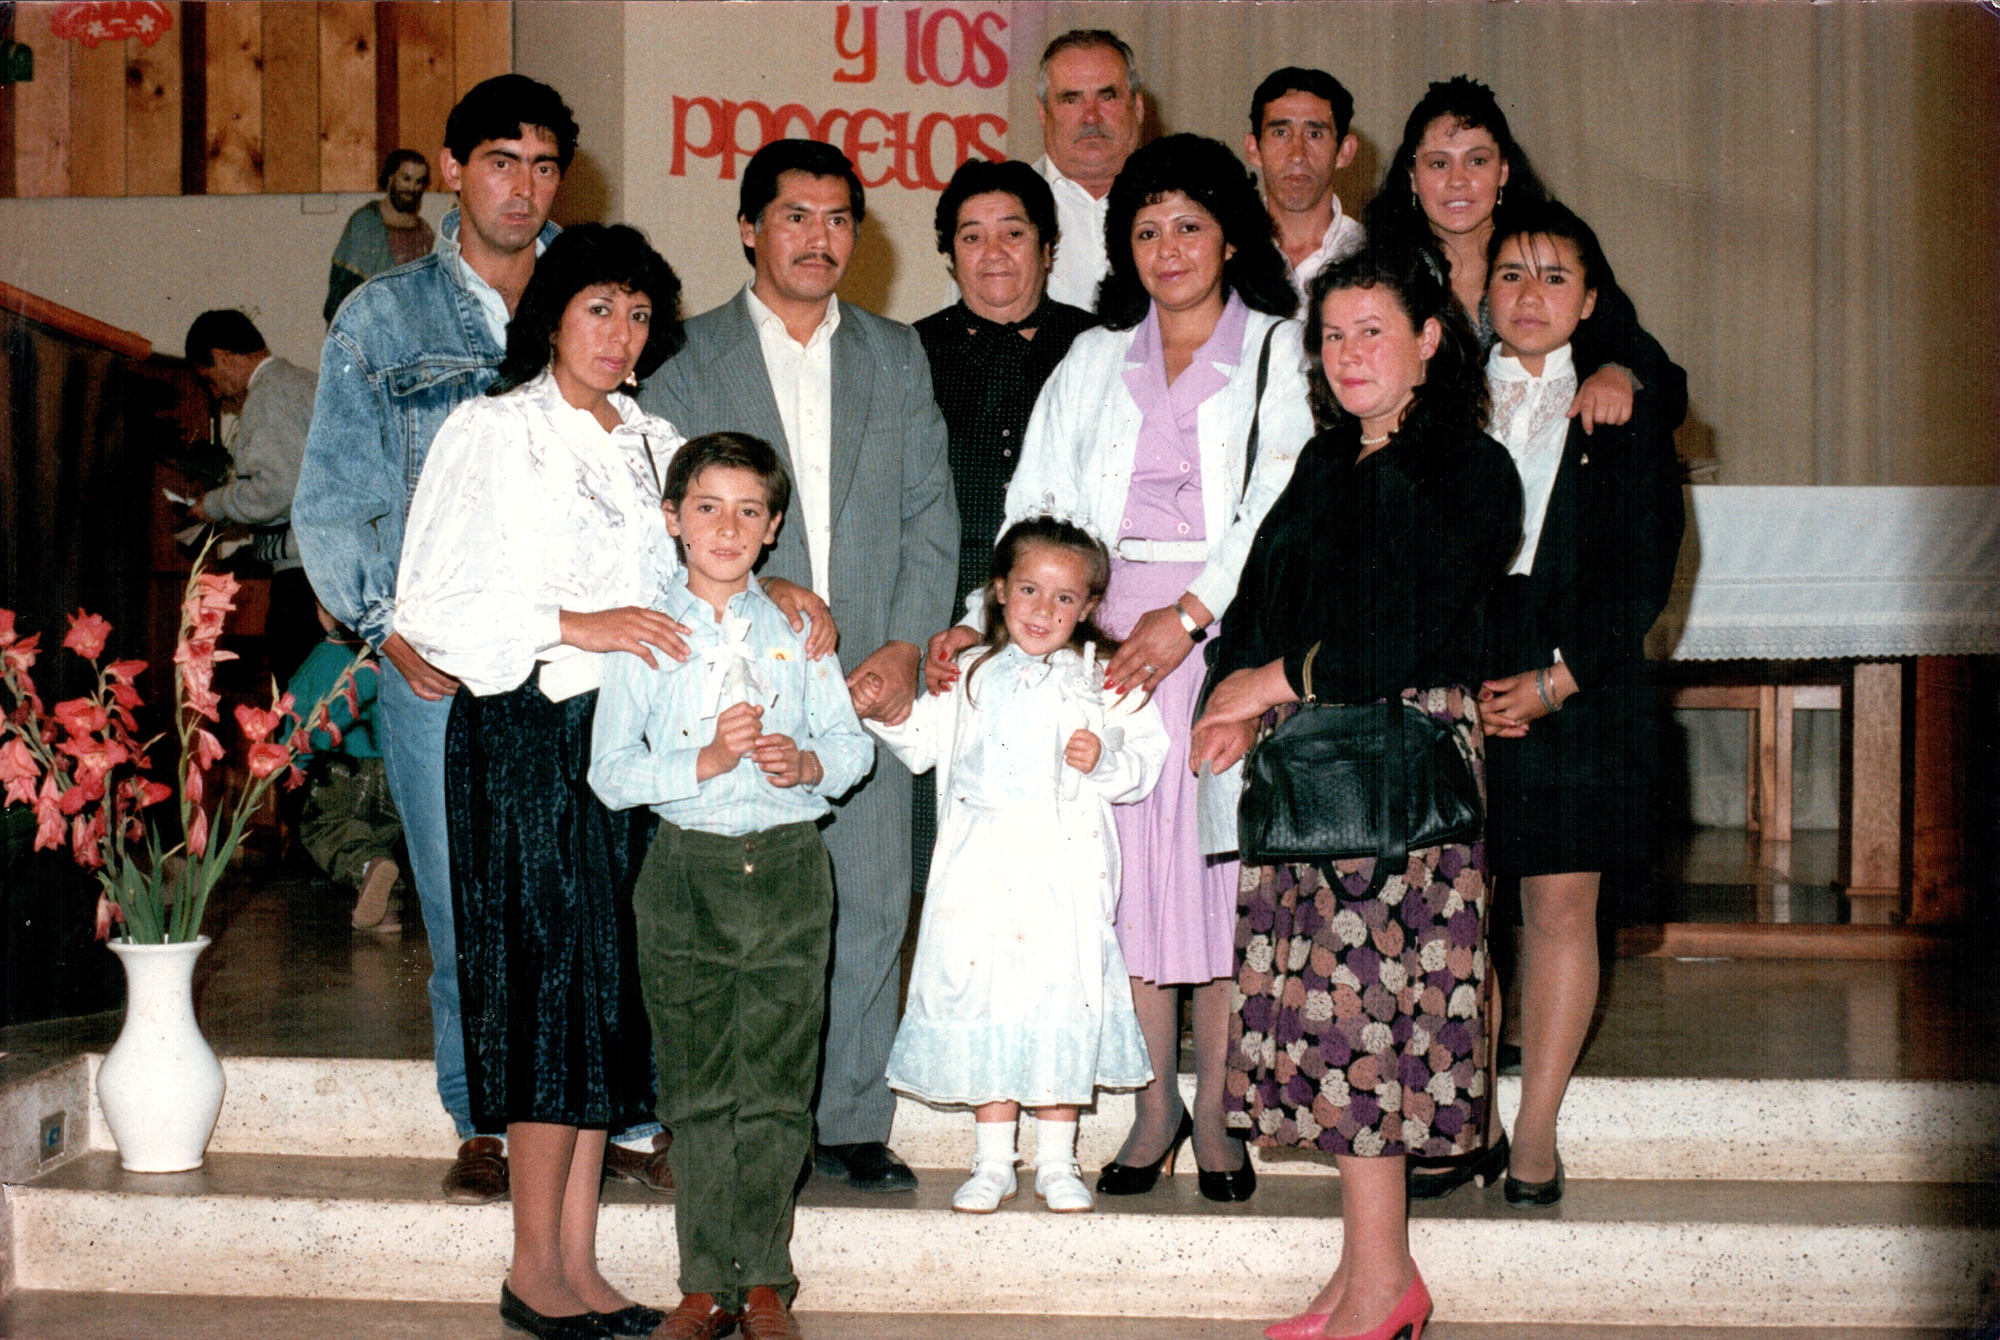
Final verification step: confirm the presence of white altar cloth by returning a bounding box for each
[1648,486,2000,661]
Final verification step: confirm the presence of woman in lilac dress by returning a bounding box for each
[938,134,1311,1197]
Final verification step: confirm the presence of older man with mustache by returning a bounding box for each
[644,139,958,1212]
[1032,29,1146,312]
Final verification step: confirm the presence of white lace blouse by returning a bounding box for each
[395,370,685,698]
[1486,343,1577,575]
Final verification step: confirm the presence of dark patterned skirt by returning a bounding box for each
[446,677,656,1131]
[1225,686,1491,1158]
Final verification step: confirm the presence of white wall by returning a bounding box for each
[0,191,444,372]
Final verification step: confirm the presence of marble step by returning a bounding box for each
[13,1054,1992,1184]
[8,1151,1996,1328]
[0,1292,1974,1340]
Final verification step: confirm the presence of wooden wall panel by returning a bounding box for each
[68,33,127,196]
[203,1,261,193]
[318,2,378,192]
[125,3,184,196]
[392,1,454,169]
[261,2,320,193]
[452,2,511,102]
[12,4,73,197]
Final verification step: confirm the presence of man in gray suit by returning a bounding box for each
[644,139,957,1191]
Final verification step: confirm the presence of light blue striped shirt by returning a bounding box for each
[588,573,873,837]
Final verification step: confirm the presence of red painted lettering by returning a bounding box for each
[671,96,725,177]
[958,113,1007,165]
[904,8,927,85]
[670,94,1009,192]
[969,11,1009,90]
[832,4,877,84]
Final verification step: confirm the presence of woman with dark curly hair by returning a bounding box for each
[1192,246,1521,1340]
[933,132,1312,1203]
[395,222,689,1339]
[1363,75,1688,436]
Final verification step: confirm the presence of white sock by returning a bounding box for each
[974,1120,1016,1168]
[1035,1117,1078,1169]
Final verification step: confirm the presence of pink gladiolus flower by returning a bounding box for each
[192,727,225,770]
[134,777,173,808]
[70,811,106,868]
[246,741,290,778]
[1,631,40,675]
[187,806,209,858]
[51,698,109,739]
[62,611,113,660]
[33,777,65,850]
[93,894,123,941]
[184,761,204,807]
[103,659,146,683]
[234,702,283,743]
[195,571,239,612]
[0,738,38,806]
[0,609,15,646]
[284,764,306,791]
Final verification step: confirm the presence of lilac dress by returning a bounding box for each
[1099,296,1249,986]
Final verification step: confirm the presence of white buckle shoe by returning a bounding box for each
[1034,1161,1094,1213]
[951,1160,1018,1213]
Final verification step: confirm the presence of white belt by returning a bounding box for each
[1115,537,1209,563]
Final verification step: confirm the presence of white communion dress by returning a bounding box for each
[870,643,1167,1108]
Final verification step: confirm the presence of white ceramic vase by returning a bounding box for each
[96,935,226,1172]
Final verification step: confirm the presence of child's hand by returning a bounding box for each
[848,670,887,717]
[753,734,819,789]
[696,701,764,780]
[1064,728,1102,774]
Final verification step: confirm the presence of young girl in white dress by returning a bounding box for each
[869,515,1168,1215]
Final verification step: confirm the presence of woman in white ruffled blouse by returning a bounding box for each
[395,224,832,1337]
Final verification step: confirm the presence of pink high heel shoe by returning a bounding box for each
[1262,1310,1332,1340]
[1330,1269,1431,1340]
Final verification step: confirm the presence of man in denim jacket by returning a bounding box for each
[294,75,632,1203]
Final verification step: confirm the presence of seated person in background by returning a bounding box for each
[184,309,321,687]
[284,603,405,934]
[324,149,435,324]
[590,432,873,1340]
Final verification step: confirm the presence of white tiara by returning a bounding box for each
[1020,493,1107,547]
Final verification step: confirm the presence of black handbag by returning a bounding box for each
[1238,642,1484,891]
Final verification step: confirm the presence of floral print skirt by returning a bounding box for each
[1224,687,1490,1159]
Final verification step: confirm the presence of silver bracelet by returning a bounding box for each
[1535,666,1563,714]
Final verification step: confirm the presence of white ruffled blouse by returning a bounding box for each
[395,370,685,697]
[1486,343,1577,576]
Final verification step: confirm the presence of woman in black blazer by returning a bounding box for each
[1476,201,1686,1206]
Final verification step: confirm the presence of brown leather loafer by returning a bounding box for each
[736,1286,800,1340]
[442,1135,508,1204]
[603,1131,674,1195]
[653,1292,736,1340]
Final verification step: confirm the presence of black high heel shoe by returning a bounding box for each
[1095,1109,1193,1196]
[1407,1131,1510,1202]
[1504,1150,1565,1207]
[1197,1153,1257,1203]
[500,1283,614,1340]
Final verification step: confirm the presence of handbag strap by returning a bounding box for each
[1241,322,1280,492]
[1299,641,1321,704]
[1374,697,1408,895]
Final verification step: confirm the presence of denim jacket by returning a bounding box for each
[293,209,561,650]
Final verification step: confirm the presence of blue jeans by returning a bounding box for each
[375,662,473,1136]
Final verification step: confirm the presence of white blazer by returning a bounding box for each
[1002,307,1313,621]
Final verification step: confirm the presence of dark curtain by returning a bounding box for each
[0,307,152,1025]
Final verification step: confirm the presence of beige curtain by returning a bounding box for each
[1008,1,1999,487]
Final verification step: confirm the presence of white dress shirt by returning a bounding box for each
[457,234,547,348]
[1487,343,1579,575]
[744,283,839,601]
[1287,195,1367,299]
[395,370,684,698]
[1035,155,1112,312]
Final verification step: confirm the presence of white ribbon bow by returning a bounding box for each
[698,614,772,721]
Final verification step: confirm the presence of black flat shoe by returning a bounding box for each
[1504,1150,1565,1207]
[1095,1109,1193,1196]
[500,1283,614,1339]
[1497,1042,1523,1075]
[1408,1131,1510,1202]
[591,1303,667,1337]
[813,1140,918,1191]
[1196,1155,1257,1203]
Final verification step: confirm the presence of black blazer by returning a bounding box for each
[1484,398,1685,790]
